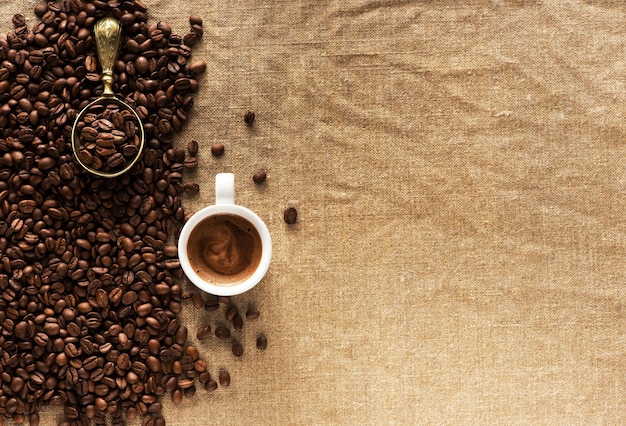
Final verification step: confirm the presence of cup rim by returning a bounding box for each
[178,204,272,296]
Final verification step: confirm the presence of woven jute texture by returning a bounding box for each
[1,0,625,425]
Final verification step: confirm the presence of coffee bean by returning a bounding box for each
[188,60,206,74]
[246,308,260,321]
[225,305,239,321]
[233,314,244,331]
[232,341,244,357]
[29,412,40,426]
[190,292,204,309]
[211,143,224,157]
[174,77,191,91]
[187,140,199,156]
[244,110,255,125]
[136,302,153,317]
[218,370,230,387]
[135,56,149,74]
[253,169,267,184]
[171,389,183,404]
[284,206,298,224]
[183,157,198,170]
[250,334,268,355]
[122,291,138,305]
[215,326,230,340]
[178,379,194,389]
[81,126,98,141]
[59,163,74,180]
[184,182,200,196]
[189,15,203,26]
[38,157,56,171]
[12,14,26,28]
[204,380,218,392]
[186,346,199,361]
[85,55,97,72]
[183,32,199,46]
[218,296,232,305]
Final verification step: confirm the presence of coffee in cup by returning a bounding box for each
[185,214,262,284]
[178,173,272,296]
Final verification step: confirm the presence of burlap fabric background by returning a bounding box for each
[1,0,625,424]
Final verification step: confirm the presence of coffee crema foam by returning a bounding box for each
[187,214,262,285]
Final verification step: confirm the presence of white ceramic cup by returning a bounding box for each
[178,173,272,296]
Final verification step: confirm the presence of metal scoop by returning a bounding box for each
[70,17,145,178]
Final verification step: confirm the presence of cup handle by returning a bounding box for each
[215,173,235,205]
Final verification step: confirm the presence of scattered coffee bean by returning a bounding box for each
[256,334,268,351]
[218,296,232,305]
[187,140,199,156]
[244,110,255,125]
[246,308,260,321]
[12,13,26,28]
[233,314,244,330]
[225,305,239,321]
[253,169,267,184]
[192,292,205,309]
[215,326,231,340]
[284,206,298,224]
[189,60,207,74]
[204,380,218,392]
[190,14,203,27]
[204,297,220,313]
[219,370,231,387]
[184,157,198,170]
[171,389,183,405]
[197,324,211,341]
[211,143,225,157]
[232,341,244,357]
[184,182,200,195]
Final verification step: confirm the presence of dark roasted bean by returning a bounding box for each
[284,206,298,224]
[232,341,244,357]
[256,334,268,350]
[210,143,224,157]
[187,140,199,156]
[244,110,255,125]
[253,169,267,184]
[225,305,238,321]
[233,314,244,330]
[219,370,230,387]
[246,308,260,320]
[214,326,230,340]
[196,325,211,341]
[189,60,206,74]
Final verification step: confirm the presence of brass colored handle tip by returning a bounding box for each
[94,17,122,96]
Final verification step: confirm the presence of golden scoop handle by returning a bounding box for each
[94,17,122,97]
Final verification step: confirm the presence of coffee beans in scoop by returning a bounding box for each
[75,103,141,173]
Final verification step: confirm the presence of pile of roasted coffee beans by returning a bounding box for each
[75,102,141,173]
[0,0,217,425]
